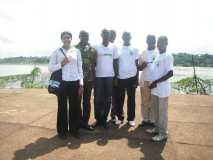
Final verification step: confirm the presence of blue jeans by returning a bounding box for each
[94,77,113,123]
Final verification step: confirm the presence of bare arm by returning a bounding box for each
[113,58,119,77]
[137,51,148,71]
[149,70,173,89]
[137,62,148,71]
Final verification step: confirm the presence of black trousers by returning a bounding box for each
[110,85,119,119]
[57,81,81,135]
[94,77,113,124]
[117,77,137,121]
[80,81,93,125]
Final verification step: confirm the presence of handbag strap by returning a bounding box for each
[59,48,67,57]
[55,48,67,64]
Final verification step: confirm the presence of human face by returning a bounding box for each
[146,36,156,50]
[61,34,72,47]
[101,30,110,46]
[157,37,168,53]
[122,33,131,46]
[79,33,89,46]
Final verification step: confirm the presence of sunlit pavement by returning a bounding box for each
[0,89,213,160]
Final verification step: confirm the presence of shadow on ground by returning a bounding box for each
[13,123,166,160]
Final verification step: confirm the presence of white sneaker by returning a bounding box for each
[152,134,168,142]
[146,128,158,134]
[128,121,136,127]
[110,116,118,123]
[115,119,123,125]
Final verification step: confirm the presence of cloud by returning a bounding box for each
[0,35,14,44]
[0,12,13,21]
[0,0,213,57]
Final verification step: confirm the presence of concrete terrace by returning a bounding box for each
[0,89,213,160]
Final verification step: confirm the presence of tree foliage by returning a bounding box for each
[174,76,213,95]
[0,56,49,64]
[173,53,213,67]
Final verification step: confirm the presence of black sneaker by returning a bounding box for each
[149,122,155,127]
[102,121,109,129]
[70,131,80,139]
[82,124,94,131]
[58,133,67,140]
[139,121,150,127]
[91,121,101,128]
[109,117,117,123]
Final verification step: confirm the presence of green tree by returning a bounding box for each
[30,66,41,83]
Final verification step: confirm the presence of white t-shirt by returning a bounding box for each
[109,43,118,57]
[95,44,119,77]
[118,46,139,79]
[151,53,174,98]
[139,50,157,86]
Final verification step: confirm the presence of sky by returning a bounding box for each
[0,0,213,58]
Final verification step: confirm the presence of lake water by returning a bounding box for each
[0,64,213,82]
[0,64,48,77]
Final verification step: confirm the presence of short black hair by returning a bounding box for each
[61,31,72,39]
[101,28,109,33]
[146,34,156,44]
[158,35,168,45]
[123,31,131,36]
[101,29,109,37]
[79,30,89,36]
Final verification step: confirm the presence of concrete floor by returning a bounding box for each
[0,89,213,160]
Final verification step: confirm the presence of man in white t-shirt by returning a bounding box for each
[92,29,119,129]
[146,36,174,142]
[116,32,139,127]
[138,35,157,127]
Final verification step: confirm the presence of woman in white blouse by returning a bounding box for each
[48,31,83,139]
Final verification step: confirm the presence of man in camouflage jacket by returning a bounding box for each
[76,31,97,131]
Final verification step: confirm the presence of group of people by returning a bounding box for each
[48,29,174,142]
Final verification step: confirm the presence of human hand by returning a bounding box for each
[149,81,157,89]
[78,85,84,97]
[61,57,69,67]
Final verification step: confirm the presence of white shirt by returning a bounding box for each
[118,46,139,79]
[151,53,174,98]
[95,44,119,77]
[139,50,157,86]
[48,47,84,85]
[109,43,118,56]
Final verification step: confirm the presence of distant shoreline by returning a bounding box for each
[0,63,213,67]
[1,53,213,67]
[0,63,48,66]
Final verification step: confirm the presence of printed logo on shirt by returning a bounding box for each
[101,53,113,57]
